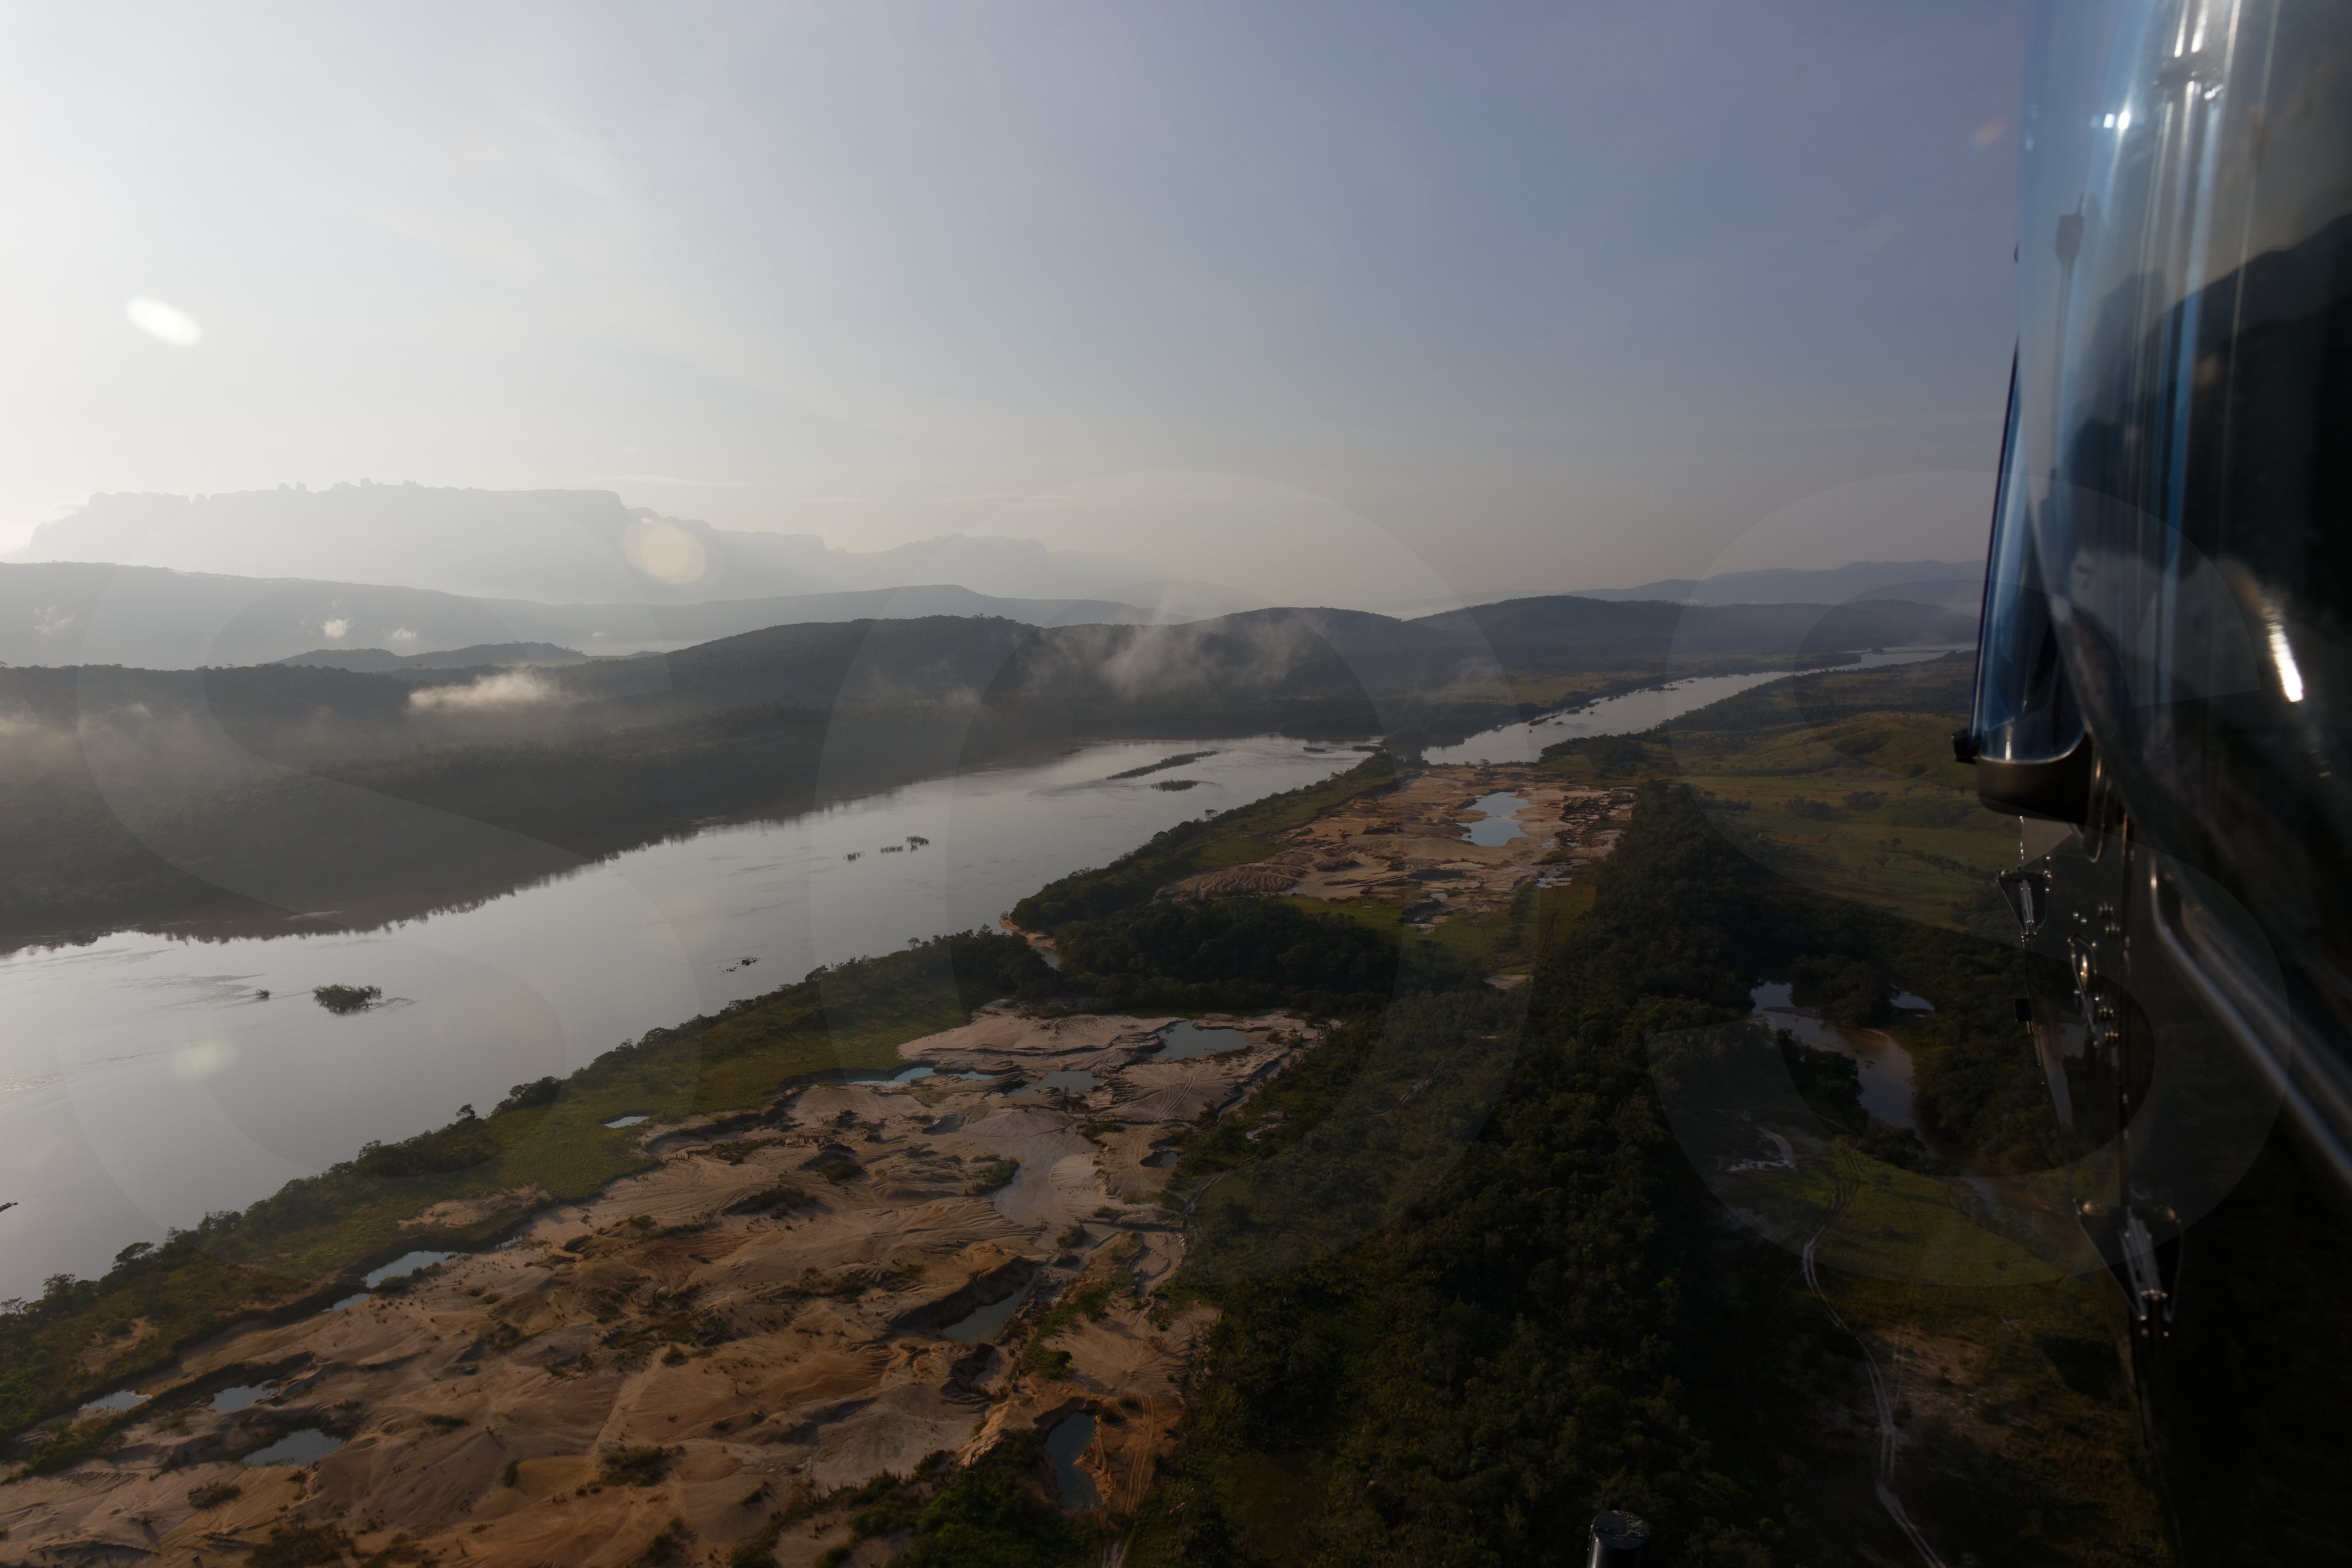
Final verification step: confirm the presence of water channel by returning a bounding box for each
[1425,648,1959,766]
[0,657,1958,1296]
[0,735,1359,1294]
[1748,982,1921,1130]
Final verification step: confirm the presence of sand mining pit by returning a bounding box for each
[0,1011,1314,1568]
[1163,765,1631,928]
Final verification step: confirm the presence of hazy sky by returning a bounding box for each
[1,2,2028,605]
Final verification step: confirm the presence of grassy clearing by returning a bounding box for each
[1536,654,2016,935]
[1728,1140,2165,1562]
[1123,667,2167,1567]
[1833,1264,2166,1565]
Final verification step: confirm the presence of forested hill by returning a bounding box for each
[538,595,1977,714]
[1,592,1973,727]
[1411,592,1974,672]
[0,594,1973,953]
[1124,778,2166,1567]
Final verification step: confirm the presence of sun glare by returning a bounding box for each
[123,296,203,347]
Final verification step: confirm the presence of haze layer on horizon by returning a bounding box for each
[1,2,2026,608]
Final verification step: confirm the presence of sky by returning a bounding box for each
[0,2,2030,607]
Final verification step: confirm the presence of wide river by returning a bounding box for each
[0,653,1951,1296]
[1425,648,1956,765]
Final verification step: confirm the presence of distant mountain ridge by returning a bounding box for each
[1569,559,1984,611]
[433,593,1983,717]
[0,562,1171,670]
[277,642,585,672]
[1,558,1979,674]
[6,483,1249,615]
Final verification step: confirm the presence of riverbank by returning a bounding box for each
[8,656,2152,1568]
[0,737,1376,1299]
[0,1008,1317,1566]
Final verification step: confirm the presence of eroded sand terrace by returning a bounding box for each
[0,1011,1316,1567]
[2,764,1633,1564]
[1166,765,1628,929]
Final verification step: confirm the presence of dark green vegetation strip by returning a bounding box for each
[1056,897,1481,1016]
[1012,754,1399,931]
[0,1243,320,1473]
[0,931,1047,1449]
[1548,653,2019,936]
[895,1428,1092,1567]
[1121,671,2168,1565]
[1107,750,1220,780]
[1016,750,1493,1015]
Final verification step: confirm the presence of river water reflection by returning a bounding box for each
[0,734,1360,1295]
[1426,648,1958,765]
[1750,982,1920,1130]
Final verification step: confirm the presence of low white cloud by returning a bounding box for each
[125,296,203,347]
[388,626,419,644]
[322,617,352,640]
[407,669,566,713]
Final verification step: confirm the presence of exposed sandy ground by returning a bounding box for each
[0,1012,1315,1568]
[1165,765,1630,931]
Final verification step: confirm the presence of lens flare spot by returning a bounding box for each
[621,520,709,586]
[2267,619,2306,704]
[174,1039,238,1079]
[125,296,203,347]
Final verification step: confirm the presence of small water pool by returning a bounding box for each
[80,1388,147,1415]
[363,1250,456,1288]
[604,1113,651,1129]
[244,1428,344,1466]
[1749,983,1920,1130]
[943,1276,1037,1345]
[1459,791,1530,847]
[327,1293,371,1311]
[1036,1069,1098,1094]
[1153,1021,1252,1060]
[852,1064,938,1086]
[211,1383,273,1414]
[1045,1414,1102,1509]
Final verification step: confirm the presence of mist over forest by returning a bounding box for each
[0,571,1974,953]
